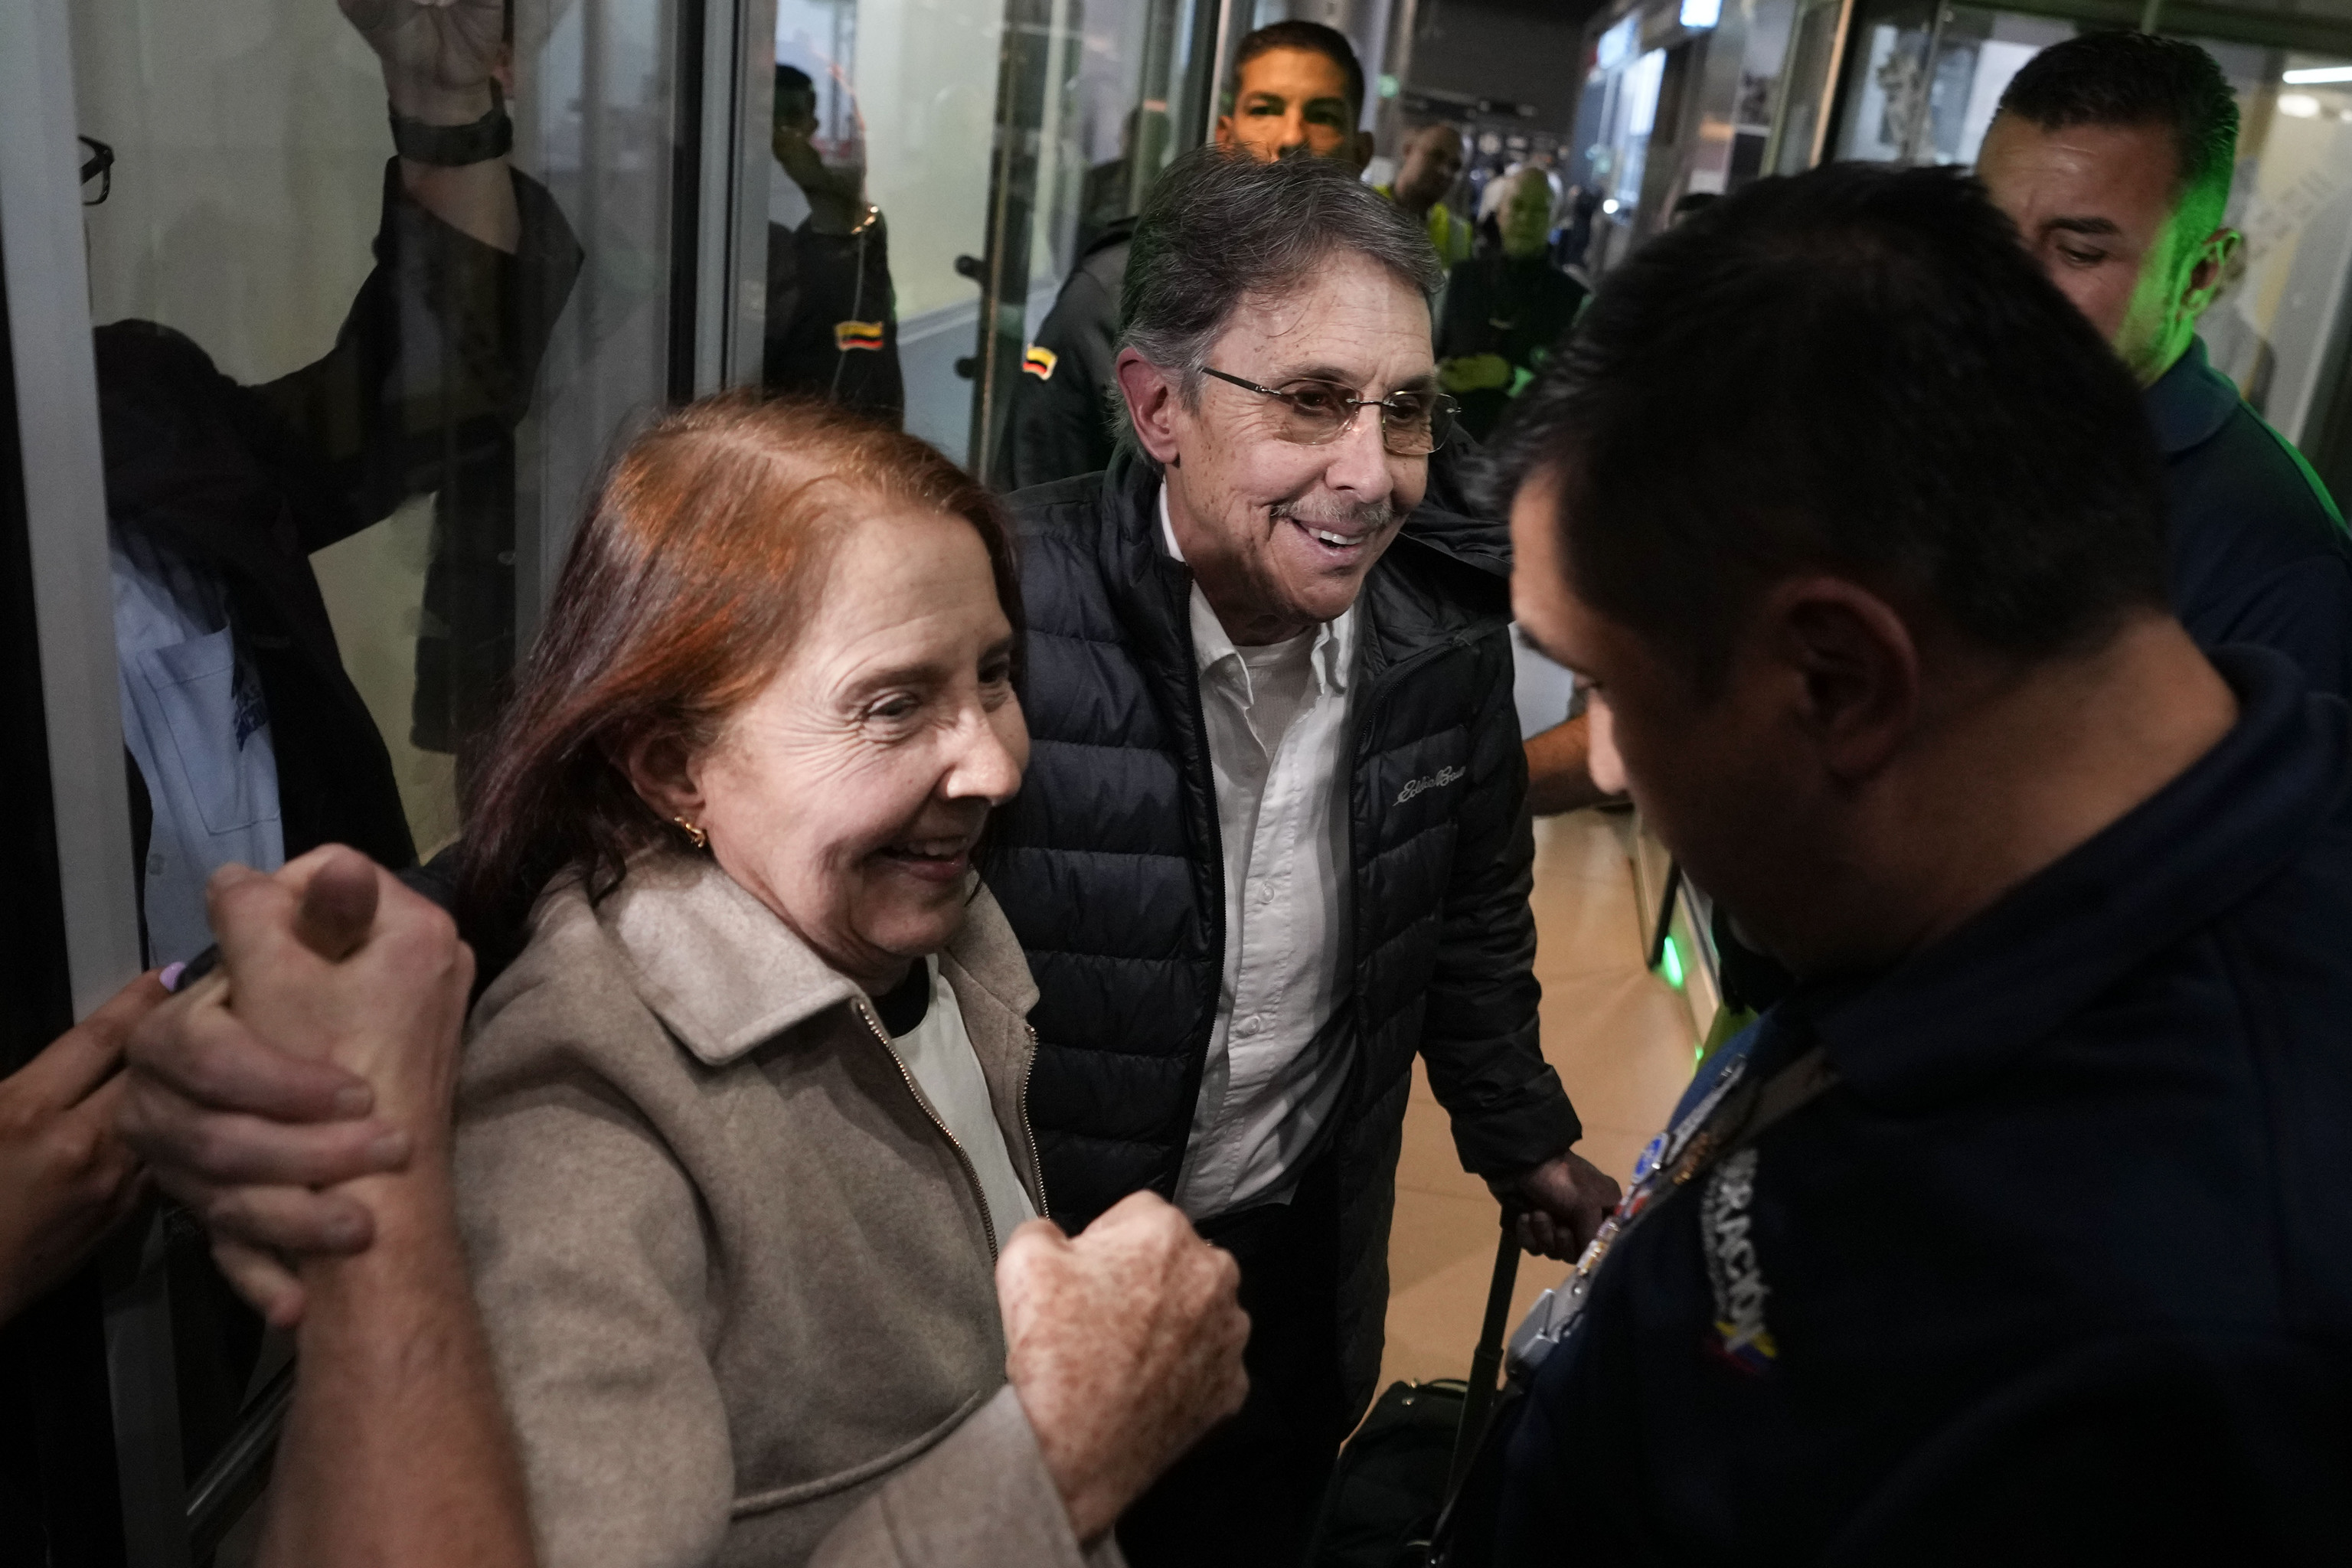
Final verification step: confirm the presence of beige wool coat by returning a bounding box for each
[453,851,1119,1568]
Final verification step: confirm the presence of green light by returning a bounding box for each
[1659,934,1686,988]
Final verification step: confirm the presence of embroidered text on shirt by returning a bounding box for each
[1701,1145,1777,1373]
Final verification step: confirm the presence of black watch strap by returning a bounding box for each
[389,81,513,166]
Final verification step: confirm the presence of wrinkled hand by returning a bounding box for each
[1439,353,1513,394]
[119,848,472,1325]
[0,974,165,1324]
[1493,1149,1621,1261]
[339,0,505,124]
[997,1192,1250,1544]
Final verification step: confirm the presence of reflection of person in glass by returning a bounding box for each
[94,0,580,967]
[763,64,904,425]
[1437,166,1586,443]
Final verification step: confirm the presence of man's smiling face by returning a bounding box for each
[1157,249,1432,644]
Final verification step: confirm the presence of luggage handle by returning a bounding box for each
[1446,1200,1522,1494]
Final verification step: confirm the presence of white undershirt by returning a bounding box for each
[890,957,1038,1246]
[1159,485,1357,1219]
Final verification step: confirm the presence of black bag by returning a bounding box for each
[1308,1207,1521,1568]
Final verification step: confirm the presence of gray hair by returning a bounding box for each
[1116,149,1442,433]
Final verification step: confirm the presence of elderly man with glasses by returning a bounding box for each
[989,147,1619,1568]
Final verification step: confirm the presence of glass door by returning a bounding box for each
[750,0,1222,464]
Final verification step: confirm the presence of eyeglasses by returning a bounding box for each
[1200,367,1457,456]
[79,137,113,206]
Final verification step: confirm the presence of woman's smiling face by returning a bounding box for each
[678,503,1027,991]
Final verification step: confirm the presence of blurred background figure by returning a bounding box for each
[1377,122,1473,271]
[763,61,904,425]
[1439,165,1584,443]
[1551,184,1601,277]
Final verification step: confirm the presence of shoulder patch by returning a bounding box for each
[1023,344,1058,381]
[834,319,886,352]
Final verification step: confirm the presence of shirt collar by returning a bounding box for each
[1796,646,2349,1111]
[1159,482,1356,697]
[2144,335,2240,456]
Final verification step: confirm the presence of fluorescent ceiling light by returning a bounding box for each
[2279,93,2321,117]
[1681,0,1722,26]
[2282,64,2352,83]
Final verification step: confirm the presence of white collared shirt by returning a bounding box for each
[888,957,1038,1246]
[1160,487,1357,1218]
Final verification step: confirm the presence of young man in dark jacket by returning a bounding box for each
[995,21,1373,492]
[1485,162,2352,1562]
[991,148,1619,1567]
[1980,31,2350,696]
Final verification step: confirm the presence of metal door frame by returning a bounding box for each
[0,3,188,1566]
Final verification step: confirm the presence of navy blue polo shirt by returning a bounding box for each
[1496,645,2352,1563]
[2154,337,2352,698]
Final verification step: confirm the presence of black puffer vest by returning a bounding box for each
[991,453,1581,1410]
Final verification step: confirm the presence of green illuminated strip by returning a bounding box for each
[1659,933,1686,989]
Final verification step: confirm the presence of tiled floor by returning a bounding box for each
[1377,807,1702,1388]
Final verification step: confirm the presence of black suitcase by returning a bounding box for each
[1308,1205,1521,1568]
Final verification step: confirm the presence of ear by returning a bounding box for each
[2181,226,2241,318]
[1760,577,1920,782]
[1114,348,1185,466]
[1214,115,1237,152]
[613,730,707,825]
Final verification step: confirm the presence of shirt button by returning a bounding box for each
[1254,882,1274,904]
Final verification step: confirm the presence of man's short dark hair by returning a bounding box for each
[1997,31,2238,222]
[1233,20,1366,122]
[1491,164,2169,687]
[1122,146,1438,390]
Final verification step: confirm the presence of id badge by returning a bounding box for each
[1505,1055,1752,1378]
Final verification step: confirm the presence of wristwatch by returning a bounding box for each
[389,81,513,166]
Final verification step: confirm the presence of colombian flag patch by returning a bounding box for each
[834,319,886,352]
[1022,344,1058,381]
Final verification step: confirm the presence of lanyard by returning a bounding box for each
[1508,1018,1832,1378]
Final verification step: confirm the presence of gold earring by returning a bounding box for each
[671,816,709,851]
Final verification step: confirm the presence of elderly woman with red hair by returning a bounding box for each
[451,397,1243,1567]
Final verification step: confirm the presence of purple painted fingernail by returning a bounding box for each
[160,962,187,991]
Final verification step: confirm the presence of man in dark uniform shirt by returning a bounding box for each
[1981,31,2351,694]
[1481,162,2352,1564]
[996,21,1372,490]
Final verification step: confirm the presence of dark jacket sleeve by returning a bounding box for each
[1417,626,1582,1174]
[1000,258,1122,492]
[245,161,584,554]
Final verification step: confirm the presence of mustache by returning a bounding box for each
[1270,497,1400,534]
